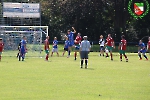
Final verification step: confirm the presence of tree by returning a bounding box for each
[1,0,149,42]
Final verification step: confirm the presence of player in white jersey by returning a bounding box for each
[99,35,105,56]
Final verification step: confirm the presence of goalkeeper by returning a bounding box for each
[17,40,21,58]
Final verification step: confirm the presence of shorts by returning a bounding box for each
[64,48,68,51]
[21,49,25,54]
[69,42,74,47]
[75,45,80,50]
[80,51,89,59]
[45,50,49,54]
[139,49,147,53]
[100,46,105,51]
[106,46,113,51]
[119,50,126,55]
[52,48,58,52]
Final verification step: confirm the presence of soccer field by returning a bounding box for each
[0,52,150,100]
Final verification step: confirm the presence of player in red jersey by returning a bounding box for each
[118,35,128,62]
[105,34,115,60]
[147,37,150,55]
[0,38,4,61]
[74,33,82,60]
[44,36,50,61]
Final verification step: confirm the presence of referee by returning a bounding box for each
[80,36,91,69]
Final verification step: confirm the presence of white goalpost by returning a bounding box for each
[0,26,48,57]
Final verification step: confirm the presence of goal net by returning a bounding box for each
[0,26,48,57]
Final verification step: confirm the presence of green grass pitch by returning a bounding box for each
[0,52,150,100]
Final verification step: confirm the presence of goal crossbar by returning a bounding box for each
[0,26,48,36]
[0,26,48,28]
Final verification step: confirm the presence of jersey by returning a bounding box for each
[68,32,74,43]
[139,43,146,50]
[21,40,26,51]
[120,39,127,50]
[80,40,91,51]
[75,36,82,45]
[0,42,4,52]
[64,40,69,48]
[99,39,105,46]
[148,40,150,49]
[106,37,114,47]
[139,42,147,53]
[44,39,49,50]
[53,40,58,48]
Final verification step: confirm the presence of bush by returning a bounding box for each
[91,45,138,52]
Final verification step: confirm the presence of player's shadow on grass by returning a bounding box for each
[86,68,94,70]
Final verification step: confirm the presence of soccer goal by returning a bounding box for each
[0,26,48,57]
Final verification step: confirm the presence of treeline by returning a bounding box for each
[1,0,150,42]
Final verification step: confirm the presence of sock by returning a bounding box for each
[75,52,77,59]
[68,50,71,56]
[46,55,48,60]
[57,53,59,56]
[51,52,53,56]
[81,60,83,67]
[85,60,88,65]
[18,54,21,61]
[106,53,108,57]
[110,53,113,59]
[124,54,128,60]
[138,54,142,59]
[120,54,122,60]
[144,55,148,59]
[22,56,24,61]
[17,53,19,57]
[22,53,25,59]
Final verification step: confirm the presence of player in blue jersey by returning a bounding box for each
[19,36,27,61]
[51,37,59,57]
[62,37,69,56]
[67,27,76,57]
[138,40,148,60]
